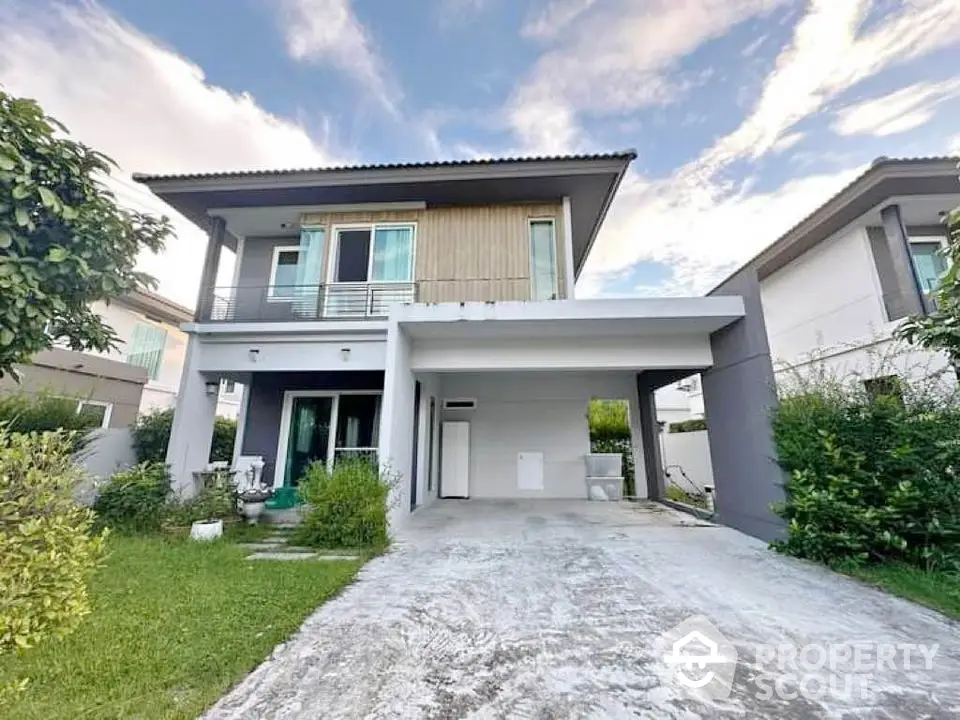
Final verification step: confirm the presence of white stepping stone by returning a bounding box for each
[246,551,317,561]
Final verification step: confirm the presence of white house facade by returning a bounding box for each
[88,290,242,419]
[679,157,960,419]
[135,152,786,540]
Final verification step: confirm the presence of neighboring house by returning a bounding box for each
[135,152,786,540]
[0,347,148,429]
[89,289,242,418]
[686,156,960,405]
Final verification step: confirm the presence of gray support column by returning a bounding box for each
[703,267,785,541]
[636,376,665,500]
[880,204,928,316]
[165,335,217,497]
[195,216,226,320]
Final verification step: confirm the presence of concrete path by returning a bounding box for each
[206,501,960,719]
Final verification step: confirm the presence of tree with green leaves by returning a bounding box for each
[0,89,171,377]
[895,209,960,369]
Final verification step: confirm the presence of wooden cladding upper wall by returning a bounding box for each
[300,203,566,302]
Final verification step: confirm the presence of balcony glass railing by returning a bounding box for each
[198,283,416,322]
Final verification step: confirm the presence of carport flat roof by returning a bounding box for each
[395,297,744,340]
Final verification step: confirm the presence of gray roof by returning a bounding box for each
[113,288,193,325]
[134,151,637,278]
[712,156,960,291]
[131,151,637,183]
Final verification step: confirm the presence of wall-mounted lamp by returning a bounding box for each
[204,381,219,397]
[248,348,260,363]
[340,347,351,362]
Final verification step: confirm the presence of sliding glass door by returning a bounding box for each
[284,396,334,487]
[280,392,381,487]
[326,224,415,316]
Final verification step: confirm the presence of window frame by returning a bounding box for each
[126,321,167,382]
[76,400,112,429]
[326,222,417,285]
[528,217,559,301]
[908,235,950,295]
[220,379,236,395]
[267,245,304,301]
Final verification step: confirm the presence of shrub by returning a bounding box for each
[93,463,170,534]
[772,386,960,571]
[587,399,630,442]
[0,392,99,453]
[292,459,391,550]
[587,400,636,496]
[0,429,107,653]
[669,418,707,433]
[163,473,237,527]
[132,408,236,464]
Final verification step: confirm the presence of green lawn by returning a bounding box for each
[854,564,960,620]
[0,535,362,719]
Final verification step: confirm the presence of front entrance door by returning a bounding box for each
[279,392,382,487]
[284,396,334,486]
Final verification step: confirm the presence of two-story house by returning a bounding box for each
[89,289,242,419]
[135,152,786,540]
[683,156,960,406]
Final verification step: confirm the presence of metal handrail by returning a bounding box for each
[198,282,416,322]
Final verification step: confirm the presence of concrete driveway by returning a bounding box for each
[206,501,960,719]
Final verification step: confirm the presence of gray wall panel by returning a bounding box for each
[704,267,786,541]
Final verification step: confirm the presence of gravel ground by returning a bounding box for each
[205,500,960,719]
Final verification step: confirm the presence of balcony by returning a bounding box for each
[198,283,416,322]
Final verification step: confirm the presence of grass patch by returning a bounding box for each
[852,564,960,620]
[222,522,277,543]
[664,484,708,509]
[0,536,361,719]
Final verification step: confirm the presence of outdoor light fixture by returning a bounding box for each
[204,381,219,397]
[248,348,260,362]
[340,347,351,362]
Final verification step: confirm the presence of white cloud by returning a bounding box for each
[696,0,960,176]
[950,135,960,155]
[578,166,865,298]
[508,0,789,153]
[278,0,397,113]
[771,131,806,154]
[521,0,598,40]
[0,2,343,308]
[543,0,960,295]
[741,34,768,58]
[833,79,960,137]
[435,0,493,29]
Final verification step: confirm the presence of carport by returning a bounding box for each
[377,281,787,542]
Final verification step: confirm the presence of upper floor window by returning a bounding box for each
[329,224,415,283]
[221,379,236,395]
[909,239,948,294]
[126,322,167,381]
[268,246,302,299]
[529,219,558,301]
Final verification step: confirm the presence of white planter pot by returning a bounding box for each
[190,519,223,541]
[240,501,266,524]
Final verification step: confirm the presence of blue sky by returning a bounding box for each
[1,0,959,306]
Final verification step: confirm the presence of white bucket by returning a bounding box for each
[190,519,223,541]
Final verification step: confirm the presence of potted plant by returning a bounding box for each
[184,474,237,541]
[238,485,272,524]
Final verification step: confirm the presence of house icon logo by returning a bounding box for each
[656,615,738,699]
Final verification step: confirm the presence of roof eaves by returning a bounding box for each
[131,150,638,187]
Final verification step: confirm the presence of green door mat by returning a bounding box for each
[265,486,301,509]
